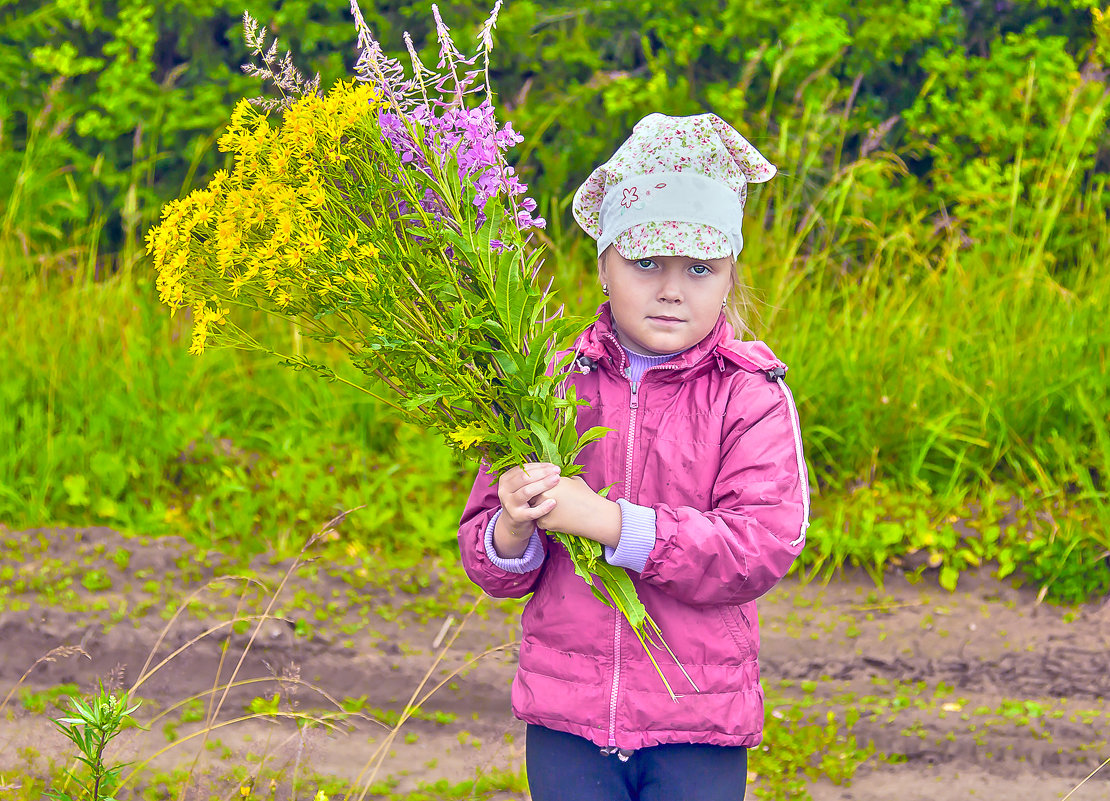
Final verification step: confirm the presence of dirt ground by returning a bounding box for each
[1,525,1109,800]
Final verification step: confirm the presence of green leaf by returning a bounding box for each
[62,474,90,508]
[491,351,521,378]
[90,452,128,498]
[402,392,446,410]
[591,561,648,629]
[493,257,528,347]
[554,533,607,594]
[70,697,93,720]
[448,424,492,449]
[939,565,959,592]
[525,419,561,465]
[570,426,611,458]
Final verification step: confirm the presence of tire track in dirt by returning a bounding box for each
[766,646,1110,699]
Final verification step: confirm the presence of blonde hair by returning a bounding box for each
[724,258,761,340]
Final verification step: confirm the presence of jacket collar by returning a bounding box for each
[573,302,787,377]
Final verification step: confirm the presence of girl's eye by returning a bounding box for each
[635,259,656,270]
[689,264,711,276]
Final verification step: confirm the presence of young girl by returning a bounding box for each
[457,112,809,801]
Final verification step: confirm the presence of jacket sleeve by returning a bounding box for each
[457,461,549,598]
[638,374,810,606]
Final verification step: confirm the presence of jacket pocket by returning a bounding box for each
[718,605,756,663]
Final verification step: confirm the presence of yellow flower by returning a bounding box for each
[283,97,314,135]
[156,270,179,306]
[284,248,306,269]
[299,228,326,255]
[228,272,250,297]
[275,214,294,243]
[146,225,171,267]
[358,243,380,260]
[218,128,241,154]
[250,204,268,228]
[301,172,323,197]
[229,97,255,132]
[189,317,209,355]
[260,236,282,260]
[271,148,290,178]
[255,173,275,197]
[344,231,358,249]
[253,119,272,147]
[198,304,228,327]
[224,192,243,216]
[169,248,190,273]
[163,200,186,228]
[217,250,234,275]
[268,185,294,217]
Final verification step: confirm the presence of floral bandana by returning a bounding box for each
[572,113,776,260]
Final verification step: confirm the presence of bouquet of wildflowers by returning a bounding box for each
[146,2,691,696]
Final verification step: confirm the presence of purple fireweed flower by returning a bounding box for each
[379,100,545,233]
[355,1,545,235]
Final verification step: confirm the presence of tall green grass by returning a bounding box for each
[1,268,468,557]
[2,59,1108,599]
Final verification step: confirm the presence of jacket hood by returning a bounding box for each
[573,302,787,378]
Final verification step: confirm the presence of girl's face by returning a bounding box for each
[598,248,734,356]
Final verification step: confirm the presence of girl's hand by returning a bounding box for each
[535,476,621,549]
[493,463,561,558]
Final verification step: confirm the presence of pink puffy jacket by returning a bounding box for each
[457,304,809,750]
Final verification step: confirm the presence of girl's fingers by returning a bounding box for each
[502,465,559,494]
[519,498,555,519]
[519,462,558,475]
[498,464,559,524]
[516,463,559,479]
[518,473,560,503]
[503,497,553,525]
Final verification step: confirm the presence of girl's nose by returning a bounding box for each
[658,273,683,302]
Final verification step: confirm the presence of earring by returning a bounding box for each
[602,284,609,296]
[722,298,728,307]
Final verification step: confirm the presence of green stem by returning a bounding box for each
[92,731,107,800]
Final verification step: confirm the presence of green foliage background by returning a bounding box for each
[2,0,1109,602]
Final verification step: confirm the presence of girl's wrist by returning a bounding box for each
[493,511,532,558]
[583,497,622,549]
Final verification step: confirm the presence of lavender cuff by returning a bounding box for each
[604,499,657,573]
[484,509,545,573]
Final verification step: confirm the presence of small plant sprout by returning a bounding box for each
[47,683,142,801]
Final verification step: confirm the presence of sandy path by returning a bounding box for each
[1,526,1108,799]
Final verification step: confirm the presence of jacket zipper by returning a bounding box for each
[605,358,684,749]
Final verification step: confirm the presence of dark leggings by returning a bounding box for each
[526,724,748,801]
